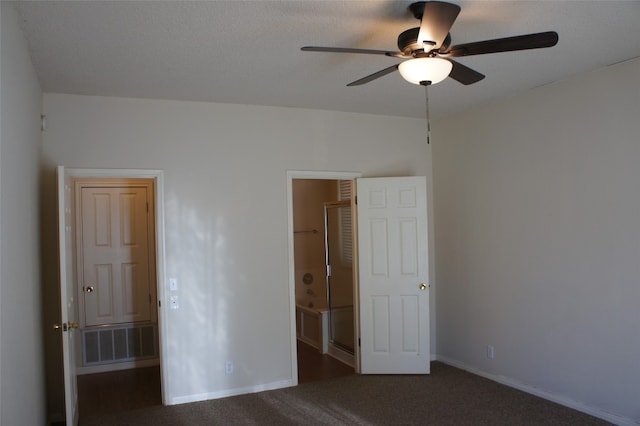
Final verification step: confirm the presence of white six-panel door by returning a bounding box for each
[357,177,430,374]
[79,186,152,326]
[57,166,79,425]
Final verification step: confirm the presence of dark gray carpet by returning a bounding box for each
[79,362,610,425]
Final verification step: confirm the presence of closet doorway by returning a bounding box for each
[57,167,168,422]
[74,178,162,416]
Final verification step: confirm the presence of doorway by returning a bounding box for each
[287,171,361,383]
[74,178,161,415]
[287,171,431,382]
[74,179,158,369]
[58,168,168,422]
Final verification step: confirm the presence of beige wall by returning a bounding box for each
[5,0,636,420]
[433,57,640,423]
[0,3,46,424]
[41,93,433,409]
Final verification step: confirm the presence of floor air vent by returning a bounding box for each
[82,324,157,366]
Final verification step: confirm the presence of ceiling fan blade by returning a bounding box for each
[447,59,485,85]
[301,46,406,58]
[444,31,559,57]
[346,64,400,87]
[414,1,461,50]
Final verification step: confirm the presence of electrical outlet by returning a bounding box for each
[170,295,179,310]
[487,345,495,359]
[225,361,233,375]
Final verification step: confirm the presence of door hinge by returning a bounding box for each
[326,264,332,277]
[146,202,149,213]
[354,195,358,205]
[358,338,361,347]
[158,300,161,308]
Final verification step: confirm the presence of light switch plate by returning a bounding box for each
[169,278,178,291]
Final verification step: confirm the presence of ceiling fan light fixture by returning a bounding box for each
[398,57,452,85]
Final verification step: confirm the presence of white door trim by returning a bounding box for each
[62,168,169,405]
[286,170,362,384]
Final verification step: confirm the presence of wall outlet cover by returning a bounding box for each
[170,295,179,310]
[487,345,495,359]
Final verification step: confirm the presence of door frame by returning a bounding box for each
[286,170,361,384]
[61,168,169,405]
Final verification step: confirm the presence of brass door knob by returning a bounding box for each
[419,283,428,290]
[85,285,94,293]
[53,323,68,331]
[53,322,78,331]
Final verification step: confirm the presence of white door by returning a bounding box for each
[56,166,79,425]
[357,176,430,374]
[79,186,152,326]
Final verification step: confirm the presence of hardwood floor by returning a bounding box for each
[297,341,355,383]
[76,342,354,418]
[77,365,162,417]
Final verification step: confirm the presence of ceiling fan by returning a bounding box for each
[301,1,559,87]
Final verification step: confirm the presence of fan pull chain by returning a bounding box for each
[423,81,431,145]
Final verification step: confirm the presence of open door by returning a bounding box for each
[56,166,79,425]
[357,176,430,374]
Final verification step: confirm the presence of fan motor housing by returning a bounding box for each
[398,27,421,54]
[398,27,451,56]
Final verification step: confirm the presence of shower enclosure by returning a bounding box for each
[324,200,355,354]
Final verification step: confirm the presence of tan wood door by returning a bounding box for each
[357,176,430,374]
[78,184,153,326]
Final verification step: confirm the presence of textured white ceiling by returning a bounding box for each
[12,1,640,118]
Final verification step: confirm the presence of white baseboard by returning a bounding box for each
[169,379,294,405]
[436,355,637,426]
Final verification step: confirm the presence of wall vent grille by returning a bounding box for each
[82,323,157,366]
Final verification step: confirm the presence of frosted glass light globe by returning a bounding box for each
[398,57,452,85]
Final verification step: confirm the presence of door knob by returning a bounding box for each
[419,283,428,290]
[85,285,94,293]
[53,322,78,331]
